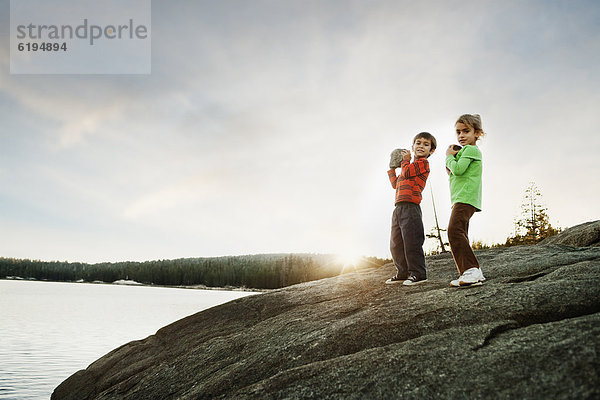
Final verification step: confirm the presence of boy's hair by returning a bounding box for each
[456,114,486,138]
[413,132,437,153]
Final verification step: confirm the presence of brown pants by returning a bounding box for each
[448,203,480,274]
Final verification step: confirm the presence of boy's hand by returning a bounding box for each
[446,145,459,156]
[401,150,411,161]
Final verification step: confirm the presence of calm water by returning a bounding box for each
[0,280,257,400]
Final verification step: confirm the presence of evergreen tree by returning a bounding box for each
[506,182,561,245]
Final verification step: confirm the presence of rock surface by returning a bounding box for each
[53,223,600,399]
[540,220,600,247]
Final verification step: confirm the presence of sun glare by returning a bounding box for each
[335,253,363,268]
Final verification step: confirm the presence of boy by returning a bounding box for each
[386,132,436,286]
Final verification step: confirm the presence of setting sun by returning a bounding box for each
[335,253,364,268]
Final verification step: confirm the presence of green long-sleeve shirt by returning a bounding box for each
[446,145,482,211]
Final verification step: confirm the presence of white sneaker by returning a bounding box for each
[450,267,485,287]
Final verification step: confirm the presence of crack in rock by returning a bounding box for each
[473,321,520,351]
[506,272,548,283]
[473,307,600,352]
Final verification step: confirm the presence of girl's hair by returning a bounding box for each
[456,114,486,138]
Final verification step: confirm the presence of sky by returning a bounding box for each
[1,0,599,263]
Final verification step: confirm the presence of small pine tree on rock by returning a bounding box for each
[506,182,561,246]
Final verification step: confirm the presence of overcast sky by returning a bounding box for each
[1,0,599,263]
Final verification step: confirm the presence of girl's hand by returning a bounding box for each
[446,145,459,156]
[401,150,411,161]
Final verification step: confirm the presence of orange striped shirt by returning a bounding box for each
[388,158,430,205]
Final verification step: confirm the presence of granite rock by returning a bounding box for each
[540,220,600,247]
[52,223,600,399]
[389,148,407,169]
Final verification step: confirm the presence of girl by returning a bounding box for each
[445,114,485,287]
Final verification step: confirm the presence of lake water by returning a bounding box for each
[0,280,258,400]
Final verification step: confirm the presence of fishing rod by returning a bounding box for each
[429,183,447,253]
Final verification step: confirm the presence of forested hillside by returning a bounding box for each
[0,254,387,289]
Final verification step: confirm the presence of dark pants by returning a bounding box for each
[390,202,426,279]
[448,202,480,274]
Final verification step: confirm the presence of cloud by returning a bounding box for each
[122,173,223,220]
[1,0,599,262]
[0,69,138,148]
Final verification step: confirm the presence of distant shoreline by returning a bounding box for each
[1,253,387,291]
[0,276,266,293]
